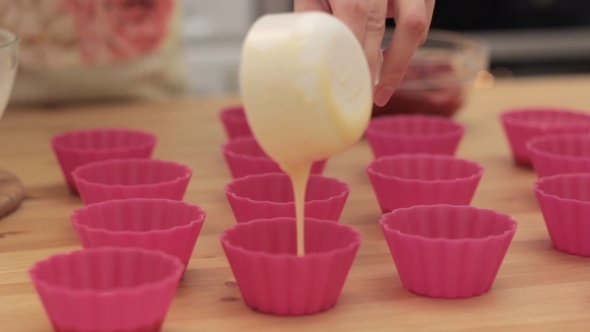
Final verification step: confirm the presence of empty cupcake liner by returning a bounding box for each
[380,204,517,299]
[534,173,590,256]
[527,133,590,178]
[221,217,361,316]
[222,136,327,178]
[72,158,192,205]
[366,154,484,213]
[225,173,349,223]
[71,198,207,267]
[29,247,183,332]
[500,107,590,167]
[219,104,253,140]
[365,114,465,158]
[51,128,157,194]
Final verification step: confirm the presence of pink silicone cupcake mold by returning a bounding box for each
[366,154,484,213]
[534,173,590,256]
[380,205,517,298]
[29,247,183,332]
[71,198,206,267]
[365,114,465,158]
[219,104,253,140]
[222,136,327,178]
[225,173,349,223]
[527,133,590,178]
[72,158,192,205]
[500,107,590,167]
[51,128,157,194]
[221,217,361,316]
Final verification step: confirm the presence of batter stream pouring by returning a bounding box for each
[240,12,373,256]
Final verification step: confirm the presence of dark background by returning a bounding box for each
[387,0,590,76]
[429,0,590,30]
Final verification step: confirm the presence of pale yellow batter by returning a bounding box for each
[240,12,372,256]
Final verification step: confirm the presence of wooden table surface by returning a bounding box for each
[0,75,589,331]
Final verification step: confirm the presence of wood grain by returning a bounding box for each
[0,75,589,331]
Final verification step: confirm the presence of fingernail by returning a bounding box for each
[374,85,395,107]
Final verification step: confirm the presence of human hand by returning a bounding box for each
[294,0,434,107]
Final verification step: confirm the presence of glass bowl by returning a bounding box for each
[0,28,18,118]
[373,29,489,117]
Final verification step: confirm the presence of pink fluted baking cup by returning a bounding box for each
[29,247,183,332]
[365,114,464,158]
[51,128,157,194]
[225,173,349,223]
[71,198,206,267]
[366,154,484,213]
[219,104,253,140]
[380,204,517,298]
[534,173,590,256]
[222,136,327,178]
[500,107,590,167]
[527,133,590,178]
[221,217,361,316]
[72,158,192,205]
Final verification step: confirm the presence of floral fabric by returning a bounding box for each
[0,0,189,104]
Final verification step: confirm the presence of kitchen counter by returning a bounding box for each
[0,74,589,331]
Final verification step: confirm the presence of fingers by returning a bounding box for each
[329,0,369,46]
[362,0,388,85]
[374,0,428,106]
[295,0,431,105]
[421,0,435,44]
[329,0,388,85]
[294,0,330,12]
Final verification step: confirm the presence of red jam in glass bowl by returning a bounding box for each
[373,30,489,118]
